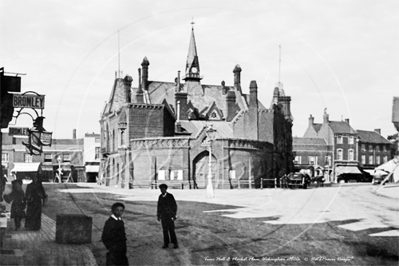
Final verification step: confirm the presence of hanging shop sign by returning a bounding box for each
[9,127,29,136]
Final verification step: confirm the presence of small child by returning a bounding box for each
[4,180,26,230]
[101,202,129,266]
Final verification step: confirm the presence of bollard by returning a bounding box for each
[181,183,184,190]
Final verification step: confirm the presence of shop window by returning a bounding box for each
[24,154,33,163]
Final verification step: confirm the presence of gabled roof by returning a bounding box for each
[328,121,357,134]
[357,130,391,144]
[313,123,322,132]
[293,137,327,145]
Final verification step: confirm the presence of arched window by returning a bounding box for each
[337,149,343,160]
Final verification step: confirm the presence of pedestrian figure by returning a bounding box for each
[25,174,46,230]
[157,183,178,249]
[4,179,26,230]
[102,202,129,266]
[0,174,7,202]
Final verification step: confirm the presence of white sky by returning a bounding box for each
[1,0,398,139]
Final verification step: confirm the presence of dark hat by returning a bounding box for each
[159,183,168,189]
[111,202,125,210]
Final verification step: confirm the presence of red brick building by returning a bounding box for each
[99,27,294,189]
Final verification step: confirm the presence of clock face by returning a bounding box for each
[191,67,198,73]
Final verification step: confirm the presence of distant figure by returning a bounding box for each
[4,179,26,230]
[0,174,7,201]
[157,183,179,249]
[25,174,46,230]
[102,202,129,266]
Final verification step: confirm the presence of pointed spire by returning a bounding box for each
[184,22,201,81]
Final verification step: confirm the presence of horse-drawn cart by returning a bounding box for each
[281,173,310,189]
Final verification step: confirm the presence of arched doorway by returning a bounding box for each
[193,151,217,189]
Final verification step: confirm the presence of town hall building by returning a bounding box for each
[99,26,294,189]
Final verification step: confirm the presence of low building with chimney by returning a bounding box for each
[99,26,294,189]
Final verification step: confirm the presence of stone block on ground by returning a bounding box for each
[55,214,92,244]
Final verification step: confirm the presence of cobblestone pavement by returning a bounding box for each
[0,213,97,266]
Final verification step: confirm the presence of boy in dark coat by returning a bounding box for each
[101,202,129,266]
[157,183,178,249]
[4,179,26,230]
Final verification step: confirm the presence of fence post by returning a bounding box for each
[261,178,263,190]
[274,178,277,188]
[181,183,184,190]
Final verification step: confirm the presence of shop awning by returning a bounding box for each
[335,166,362,175]
[85,165,99,173]
[11,163,41,173]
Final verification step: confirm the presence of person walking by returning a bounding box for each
[4,179,26,230]
[101,202,129,266]
[25,174,46,230]
[157,183,178,249]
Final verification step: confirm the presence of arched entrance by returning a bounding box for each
[193,151,217,189]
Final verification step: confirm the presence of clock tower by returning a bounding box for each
[183,25,202,82]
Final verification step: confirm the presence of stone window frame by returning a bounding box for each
[369,155,374,165]
[1,153,9,162]
[361,155,366,165]
[337,135,343,144]
[348,136,354,144]
[348,149,354,161]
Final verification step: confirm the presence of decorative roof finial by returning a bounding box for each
[191,18,195,29]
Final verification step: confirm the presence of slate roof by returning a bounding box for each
[357,130,391,144]
[328,121,357,134]
[180,120,234,139]
[293,137,327,145]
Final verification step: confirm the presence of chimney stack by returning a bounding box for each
[345,118,350,124]
[73,129,76,139]
[233,64,242,93]
[323,109,329,124]
[141,57,149,90]
[374,129,381,135]
[309,115,314,126]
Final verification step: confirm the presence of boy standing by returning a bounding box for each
[157,184,178,249]
[102,202,129,266]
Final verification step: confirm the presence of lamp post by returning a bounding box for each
[118,121,127,188]
[56,155,62,183]
[205,124,217,198]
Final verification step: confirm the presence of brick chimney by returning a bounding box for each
[141,57,149,91]
[233,64,242,93]
[345,118,350,124]
[175,91,188,120]
[226,90,236,122]
[309,115,314,126]
[249,80,258,109]
[123,75,133,103]
[135,68,144,103]
[323,109,329,124]
[374,128,381,135]
[73,129,76,139]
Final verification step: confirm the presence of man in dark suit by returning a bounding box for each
[102,202,129,265]
[157,184,179,249]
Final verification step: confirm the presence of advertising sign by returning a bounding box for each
[9,127,29,136]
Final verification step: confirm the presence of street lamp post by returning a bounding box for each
[118,121,128,189]
[205,124,217,198]
[56,155,62,183]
